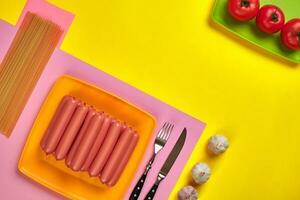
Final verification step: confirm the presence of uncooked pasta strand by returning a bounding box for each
[0,18,49,126]
[0,12,63,136]
[0,14,38,96]
[0,16,45,115]
[3,21,60,131]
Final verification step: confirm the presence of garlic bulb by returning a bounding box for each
[208,134,229,155]
[178,186,198,200]
[191,162,211,184]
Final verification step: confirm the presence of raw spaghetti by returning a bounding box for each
[0,12,63,137]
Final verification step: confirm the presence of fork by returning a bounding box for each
[129,122,174,200]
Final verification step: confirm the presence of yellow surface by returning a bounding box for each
[18,76,155,200]
[2,0,300,199]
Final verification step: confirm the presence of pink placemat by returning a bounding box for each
[0,0,205,199]
[15,0,74,46]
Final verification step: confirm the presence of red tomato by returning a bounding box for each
[228,0,260,21]
[281,18,300,50]
[256,5,285,34]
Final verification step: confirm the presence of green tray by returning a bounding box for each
[212,0,300,63]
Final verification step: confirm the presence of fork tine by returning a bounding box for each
[157,122,167,138]
[160,122,170,140]
[165,124,174,141]
[163,123,172,141]
[159,122,168,140]
[166,123,173,140]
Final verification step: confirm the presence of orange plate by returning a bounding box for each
[18,75,156,200]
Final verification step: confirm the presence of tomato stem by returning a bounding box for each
[271,13,278,22]
[241,0,250,8]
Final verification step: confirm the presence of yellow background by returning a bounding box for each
[1,0,300,199]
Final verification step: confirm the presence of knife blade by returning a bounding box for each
[160,127,186,177]
[143,128,187,200]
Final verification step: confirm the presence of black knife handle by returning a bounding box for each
[144,174,164,200]
[129,171,148,200]
[144,182,159,200]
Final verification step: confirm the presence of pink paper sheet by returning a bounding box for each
[0,0,205,199]
[16,0,74,46]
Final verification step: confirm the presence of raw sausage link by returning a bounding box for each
[81,114,112,171]
[106,132,139,187]
[43,96,78,154]
[70,113,104,171]
[41,96,71,150]
[100,127,134,183]
[111,119,127,132]
[65,107,96,167]
[54,103,89,160]
[89,121,122,176]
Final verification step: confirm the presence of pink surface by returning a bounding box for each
[16,0,74,46]
[0,0,205,199]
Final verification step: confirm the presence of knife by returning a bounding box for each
[143,128,187,200]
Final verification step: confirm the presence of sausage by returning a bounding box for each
[100,127,134,183]
[42,96,78,154]
[88,121,122,177]
[81,114,112,171]
[70,112,104,171]
[41,96,71,150]
[121,122,127,132]
[65,107,96,167]
[106,132,139,187]
[111,119,127,132]
[54,103,89,160]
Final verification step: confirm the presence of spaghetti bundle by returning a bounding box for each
[0,12,63,137]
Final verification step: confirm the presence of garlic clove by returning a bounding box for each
[178,185,198,200]
[191,162,211,184]
[207,134,229,155]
